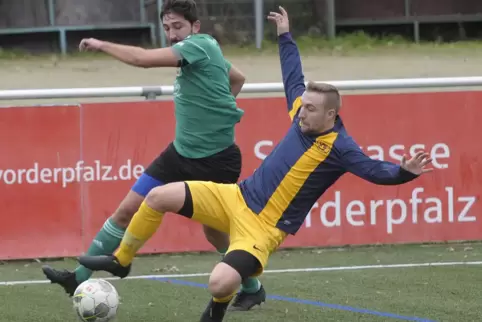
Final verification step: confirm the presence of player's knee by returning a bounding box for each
[208,263,241,298]
[209,250,262,298]
[144,182,187,214]
[221,249,261,280]
[209,249,261,297]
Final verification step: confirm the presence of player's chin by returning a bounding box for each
[300,125,312,134]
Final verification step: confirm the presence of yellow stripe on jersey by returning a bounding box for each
[288,96,302,120]
[258,132,339,227]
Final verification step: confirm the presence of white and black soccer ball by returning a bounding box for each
[73,278,119,322]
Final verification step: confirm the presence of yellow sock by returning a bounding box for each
[114,201,164,266]
[213,293,236,303]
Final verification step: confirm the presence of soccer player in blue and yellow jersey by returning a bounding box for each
[42,0,266,311]
[78,6,434,322]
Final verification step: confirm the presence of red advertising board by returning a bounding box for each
[0,91,480,260]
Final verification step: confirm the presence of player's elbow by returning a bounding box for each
[229,67,246,86]
[235,72,246,85]
[132,53,155,68]
[125,52,151,68]
[132,60,149,68]
[134,48,179,68]
[229,73,245,97]
[231,76,245,91]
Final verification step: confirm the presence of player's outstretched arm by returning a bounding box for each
[268,6,306,119]
[341,140,433,185]
[79,38,180,68]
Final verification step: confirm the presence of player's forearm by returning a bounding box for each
[98,41,149,67]
[278,32,305,99]
[358,164,419,185]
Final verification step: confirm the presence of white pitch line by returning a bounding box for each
[1,260,482,286]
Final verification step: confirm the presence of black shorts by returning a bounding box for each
[131,142,241,197]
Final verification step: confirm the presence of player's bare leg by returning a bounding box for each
[203,224,266,311]
[200,250,262,322]
[41,190,143,296]
[200,263,241,322]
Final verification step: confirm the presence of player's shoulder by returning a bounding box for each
[183,34,219,47]
[331,117,357,150]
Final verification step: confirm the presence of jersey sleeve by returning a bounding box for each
[278,32,306,121]
[172,36,212,65]
[339,137,419,185]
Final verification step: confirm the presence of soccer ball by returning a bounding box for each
[73,278,119,322]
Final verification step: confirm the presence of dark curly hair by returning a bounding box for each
[160,0,199,24]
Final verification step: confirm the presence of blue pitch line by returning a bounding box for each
[148,277,437,322]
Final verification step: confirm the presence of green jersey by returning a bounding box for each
[171,34,244,158]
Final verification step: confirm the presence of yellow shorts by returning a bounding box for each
[186,181,287,276]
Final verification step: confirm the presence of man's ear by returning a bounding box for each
[192,20,201,33]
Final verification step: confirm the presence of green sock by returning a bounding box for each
[74,218,126,283]
[217,247,261,294]
[241,277,261,294]
[217,247,228,257]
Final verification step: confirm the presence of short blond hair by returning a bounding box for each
[306,81,341,113]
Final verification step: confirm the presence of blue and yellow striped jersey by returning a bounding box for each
[238,32,418,235]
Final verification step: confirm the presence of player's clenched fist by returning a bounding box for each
[79,38,104,51]
[267,6,290,36]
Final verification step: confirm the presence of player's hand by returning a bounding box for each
[400,151,433,175]
[267,6,290,36]
[79,38,104,52]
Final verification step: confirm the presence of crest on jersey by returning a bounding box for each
[314,141,332,155]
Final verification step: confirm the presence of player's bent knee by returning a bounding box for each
[222,250,262,281]
[144,182,190,215]
[208,263,242,298]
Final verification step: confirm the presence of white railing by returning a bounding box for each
[1,76,482,101]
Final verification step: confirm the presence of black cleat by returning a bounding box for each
[77,255,131,278]
[229,285,266,311]
[42,265,79,296]
[200,298,229,322]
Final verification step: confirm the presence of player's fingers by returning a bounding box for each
[410,151,421,160]
[418,155,431,166]
[420,158,433,167]
[279,6,288,17]
[414,151,426,161]
[420,152,430,162]
[268,14,282,22]
[401,154,407,165]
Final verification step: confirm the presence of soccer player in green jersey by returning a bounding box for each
[42,0,265,311]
